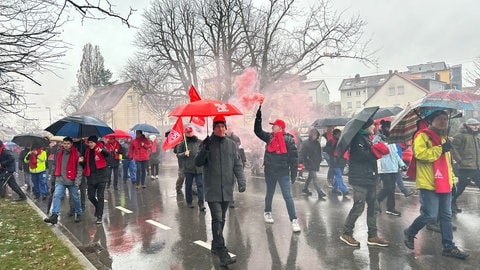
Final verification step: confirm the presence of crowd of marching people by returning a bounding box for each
[2,104,480,266]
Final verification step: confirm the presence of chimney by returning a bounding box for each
[354,74,360,82]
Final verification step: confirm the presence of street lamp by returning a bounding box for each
[45,106,52,124]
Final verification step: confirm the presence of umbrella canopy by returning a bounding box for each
[169,99,243,117]
[312,117,350,128]
[336,106,379,156]
[372,106,403,120]
[12,134,50,149]
[104,129,132,139]
[45,115,114,138]
[131,123,160,134]
[387,91,480,143]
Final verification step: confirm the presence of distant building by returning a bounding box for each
[77,81,158,131]
[364,73,429,108]
[338,73,390,116]
[304,80,330,109]
[405,61,462,90]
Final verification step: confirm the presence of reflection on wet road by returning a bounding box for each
[31,162,480,269]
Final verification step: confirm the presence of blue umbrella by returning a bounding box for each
[45,115,114,138]
[131,123,160,134]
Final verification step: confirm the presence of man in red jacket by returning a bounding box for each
[82,135,109,224]
[129,130,151,189]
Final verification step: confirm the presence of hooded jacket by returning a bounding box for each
[195,134,245,202]
[347,132,379,186]
[412,131,455,190]
[451,124,480,170]
[299,132,322,171]
[373,134,406,174]
[129,135,152,161]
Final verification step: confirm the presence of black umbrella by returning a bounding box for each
[45,115,114,138]
[12,134,50,149]
[336,106,379,156]
[372,106,403,120]
[312,117,350,128]
[131,123,160,134]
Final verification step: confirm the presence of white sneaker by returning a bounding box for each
[264,212,274,223]
[291,219,301,232]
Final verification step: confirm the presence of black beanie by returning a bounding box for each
[361,118,374,129]
[87,135,98,143]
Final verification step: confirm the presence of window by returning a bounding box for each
[347,91,352,97]
[356,101,361,108]
[356,90,361,96]
[347,102,352,109]
[397,85,405,95]
[127,95,133,103]
[388,87,395,96]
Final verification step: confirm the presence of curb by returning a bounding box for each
[26,198,97,270]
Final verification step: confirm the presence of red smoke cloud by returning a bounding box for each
[233,67,264,110]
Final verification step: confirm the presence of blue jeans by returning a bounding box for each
[332,167,348,193]
[406,189,455,249]
[264,173,297,220]
[31,171,48,197]
[135,160,148,185]
[122,160,136,183]
[185,173,204,206]
[52,184,82,215]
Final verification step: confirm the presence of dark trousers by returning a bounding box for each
[150,163,159,176]
[208,201,230,252]
[135,160,148,186]
[453,169,480,204]
[1,172,26,199]
[87,181,106,218]
[343,184,378,237]
[377,173,397,211]
[107,165,119,189]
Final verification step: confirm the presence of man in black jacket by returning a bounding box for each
[0,140,27,201]
[254,106,300,233]
[195,116,246,267]
[299,128,326,198]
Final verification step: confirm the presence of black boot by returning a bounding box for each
[74,213,82,223]
[44,214,58,225]
[219,249,236,266]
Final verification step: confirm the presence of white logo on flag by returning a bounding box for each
[434,169,443,179]
[168,130,181,143]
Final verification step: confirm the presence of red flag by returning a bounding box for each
[188,84,201,102]
[188,84,205,126]
[190,116,206,126]
[162,118,184,151]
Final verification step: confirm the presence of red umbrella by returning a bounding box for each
[169,99,243,117]
[104,129,132,139]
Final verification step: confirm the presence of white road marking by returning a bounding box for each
[146,219,171,230]
[194,240,236,258]
[115,206,133,213]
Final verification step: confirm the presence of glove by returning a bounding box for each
[291,176,296,184]
[441,141,452,153]
[238,184,246,193]
[256,107,262,119]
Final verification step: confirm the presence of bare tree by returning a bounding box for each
[122,53,185,129]
[0,0,134,119]
[465,56,480,87]
[134,0,373,102]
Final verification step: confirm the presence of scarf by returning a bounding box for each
[0,144,4,155]
[106,140,121,159]
[406,128,451,193]
[29,148,42,169]
[54,147,78,180]
[83,144,107,176]
[151,139,157,153]
[267,130,287,154]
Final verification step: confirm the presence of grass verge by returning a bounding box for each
[0,198,84,270]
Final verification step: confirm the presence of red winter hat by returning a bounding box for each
[269,119,286,129]
[371,142,390,158]
[213,115,227,128]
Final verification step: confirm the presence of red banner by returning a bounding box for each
[162,118,184,151]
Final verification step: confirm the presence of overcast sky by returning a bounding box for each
[22,0,480,126]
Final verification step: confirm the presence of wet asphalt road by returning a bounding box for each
[25,157,480,270]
